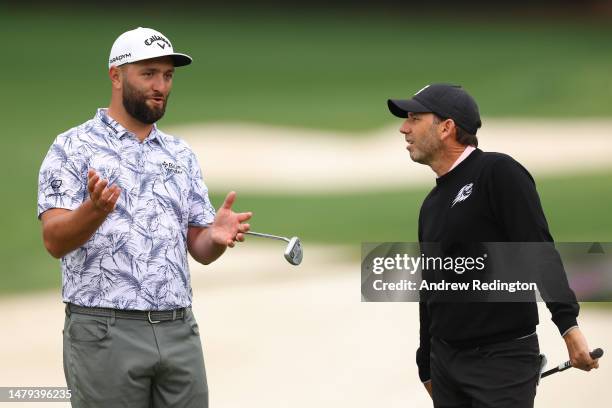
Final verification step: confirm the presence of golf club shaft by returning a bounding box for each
[245,231,290,243]
[541,348,603,378]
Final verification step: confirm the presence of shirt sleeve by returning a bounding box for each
[37,130,87,218]
[487,155,579,335]
[187,150,216,227]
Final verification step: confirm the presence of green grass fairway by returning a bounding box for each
[5,170,612,294]
[2,11,612,134]
[207,171,612,245]
[1,9,611,293]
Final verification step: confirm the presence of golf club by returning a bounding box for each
[540,348,603,380]
[245,231,303,266]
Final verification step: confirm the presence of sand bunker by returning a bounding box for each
[169,119,612,193]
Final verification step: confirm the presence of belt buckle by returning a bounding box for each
[147,311,161,324]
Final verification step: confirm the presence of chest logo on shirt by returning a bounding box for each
[161,161,183,175]
[451,183,473,208]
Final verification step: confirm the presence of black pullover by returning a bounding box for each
[416,148,579,382]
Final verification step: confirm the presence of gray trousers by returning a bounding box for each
[63,306,208,408]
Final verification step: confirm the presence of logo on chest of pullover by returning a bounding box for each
[451,183,473,207]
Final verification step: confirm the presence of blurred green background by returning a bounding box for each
[1,6,611,292]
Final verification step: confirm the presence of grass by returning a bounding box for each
[2,11,612,134]
[1,9,612,293]
[207,171,612,245]
[5,170,612,294]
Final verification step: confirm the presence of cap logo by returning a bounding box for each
[144,34,171,50]
[415,85,430,96]
[109,52,132,65]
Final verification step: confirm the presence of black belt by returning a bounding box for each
[66,303,186,324]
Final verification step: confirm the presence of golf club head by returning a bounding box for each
[537,354,547,385]
[284,237,303,266]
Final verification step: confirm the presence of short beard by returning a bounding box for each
[410,124,442,165]
[122,80,169,124]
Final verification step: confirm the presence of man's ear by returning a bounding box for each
[109,66,123,90]
[439,118,456,141]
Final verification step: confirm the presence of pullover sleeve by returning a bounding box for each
[416,300,432,382]
[487,156,579,335]
[416,215,432,382]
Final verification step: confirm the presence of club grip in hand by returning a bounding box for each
[540,347,604,379]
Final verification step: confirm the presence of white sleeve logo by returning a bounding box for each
[451,183,474,207]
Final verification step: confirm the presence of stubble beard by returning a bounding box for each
[410,125,442,166]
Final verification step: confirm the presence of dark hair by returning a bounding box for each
[433,114,478,147]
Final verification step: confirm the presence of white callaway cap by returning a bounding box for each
[108,27,192,69]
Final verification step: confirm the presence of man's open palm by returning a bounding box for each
[210,191,252,248]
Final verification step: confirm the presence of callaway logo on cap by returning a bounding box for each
[108,27,192,69]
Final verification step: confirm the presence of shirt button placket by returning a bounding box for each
[132,137,144,198]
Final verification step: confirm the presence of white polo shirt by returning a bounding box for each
[37,108,216,310]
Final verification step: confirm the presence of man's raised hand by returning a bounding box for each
[210,191,252,248]
[87,169,121,213]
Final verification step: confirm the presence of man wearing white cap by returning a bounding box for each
[37,27,250,407]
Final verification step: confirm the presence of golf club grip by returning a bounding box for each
[541,348,603,378]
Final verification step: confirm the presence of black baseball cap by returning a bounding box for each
[388,83,482,134]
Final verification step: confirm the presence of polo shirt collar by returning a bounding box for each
[95,108,163,144]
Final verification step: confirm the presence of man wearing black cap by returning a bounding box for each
[387,84,599,407]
